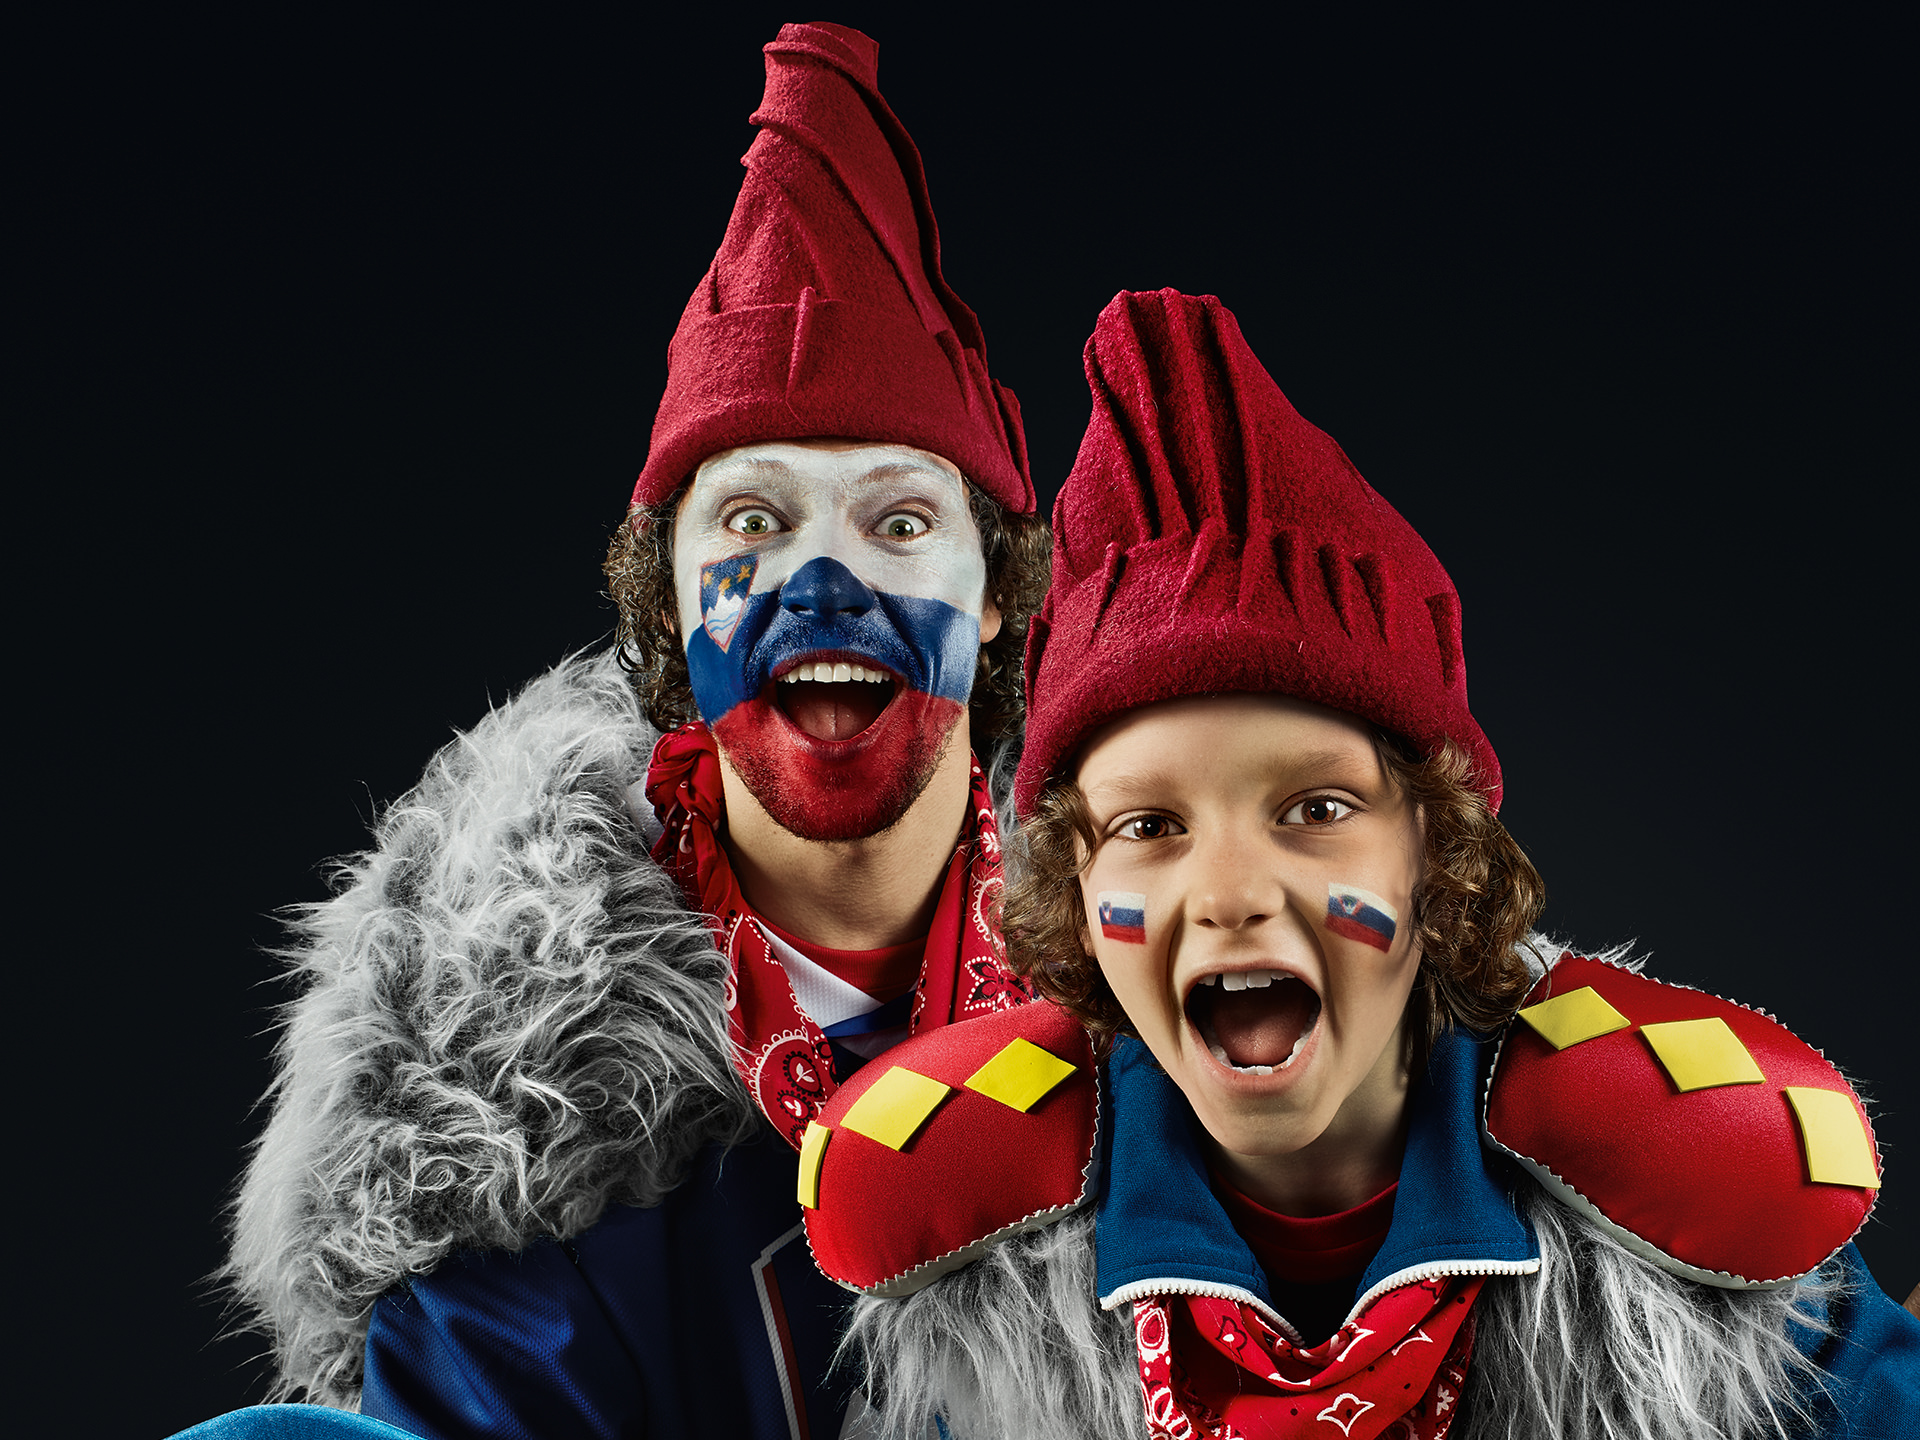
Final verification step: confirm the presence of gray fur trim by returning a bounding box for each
[1457,1179,1835,1439]
[223,652,754,1406]
[842,1148,1836,1438]
[842,1211,1143,1439]
[984,733,1022,840]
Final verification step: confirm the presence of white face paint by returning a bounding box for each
[670,438,1002,842]
[672,439,995,652]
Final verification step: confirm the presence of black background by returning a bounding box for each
[20,10,1914,1435]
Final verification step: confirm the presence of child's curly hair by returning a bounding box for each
[604,483,1050,746]
[1002,729,1545,1059]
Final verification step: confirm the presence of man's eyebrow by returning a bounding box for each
[704,456,796,481]
[860,460,955,485]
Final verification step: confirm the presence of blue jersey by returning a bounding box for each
[362,1123,856,1439]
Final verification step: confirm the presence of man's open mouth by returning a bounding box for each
[1185,971,1322,1076]
[773,657,901,741]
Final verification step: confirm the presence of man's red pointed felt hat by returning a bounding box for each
[632,23,1033,515]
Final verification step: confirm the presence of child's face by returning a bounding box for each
[1076,693,1425,1190]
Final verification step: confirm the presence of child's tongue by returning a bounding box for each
[1209,978,1320,1068]
[780,681,888,741]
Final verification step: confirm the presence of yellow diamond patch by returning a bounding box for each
[797,1121,831,1209]
[1640,1017,1766,1092]
[1785,1087,1881,1189]
[838,1066,951,1151]
[1515,986,1631,1050]
[965,1037,1076,1113]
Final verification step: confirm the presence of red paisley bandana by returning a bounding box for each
[644,721,1033,1149]
[1133,1273,1484,1440]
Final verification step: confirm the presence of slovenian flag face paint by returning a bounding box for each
[669,442,994,840]
[673,443,991,728]
[1325,884,1398,952]
[1098,891,1148,944]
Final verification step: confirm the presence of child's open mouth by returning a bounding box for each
[773,659,899,741]
[1186,971,1322,1076]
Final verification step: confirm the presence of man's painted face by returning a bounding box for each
[673,439,999,842]
[1075,694,1425,1173]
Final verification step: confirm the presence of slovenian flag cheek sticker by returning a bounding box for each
[1326,884,1398,952]
[1097,891,1148,944]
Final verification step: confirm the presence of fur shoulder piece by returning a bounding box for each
[842,1210,1142,1439]
[1460,1175,1837,1440]
[841,1061,1841,1440]
[225,651,753,1406]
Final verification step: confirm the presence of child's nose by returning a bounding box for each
[1190,834,1284,932]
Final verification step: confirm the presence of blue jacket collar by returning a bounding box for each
[1094,1029,1538,1319]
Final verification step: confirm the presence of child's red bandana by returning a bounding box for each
[1133,1273,1484,1439]
[644,722,1032,1149]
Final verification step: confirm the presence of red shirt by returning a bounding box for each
[1211,1172,1399,1345]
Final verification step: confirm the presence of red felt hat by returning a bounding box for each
[1015,289,1500,815]
[1484,954,1879,1286]
[631,22,1033,515]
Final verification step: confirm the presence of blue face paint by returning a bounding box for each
[685,555,982,726]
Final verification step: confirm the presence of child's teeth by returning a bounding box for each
[1210,1044,1230,1064]
[1219,970,1280,990]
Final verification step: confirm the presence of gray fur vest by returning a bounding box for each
[843,1172,1841,1440]
[224,652,756,1407]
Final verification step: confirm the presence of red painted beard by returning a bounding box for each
[711,684,967,842]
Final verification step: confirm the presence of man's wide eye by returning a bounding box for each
[727,509,781,536]
[879,512,928,538]
[1281,797,1353,826]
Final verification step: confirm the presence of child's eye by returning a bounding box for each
[1281,796,1354,827]
[1116,814,1184,841]
[877,512,929,538]
[726,508,784,536]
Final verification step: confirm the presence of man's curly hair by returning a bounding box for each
[1003,731,1545,1060]
[604,482,1050,746]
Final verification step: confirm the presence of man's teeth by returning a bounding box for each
[779,662,890,684]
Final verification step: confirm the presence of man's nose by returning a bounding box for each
[780,556,877,620]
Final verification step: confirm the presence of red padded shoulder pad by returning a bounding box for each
[801,1000,1099,1296]
[1484,953,1880,1288]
